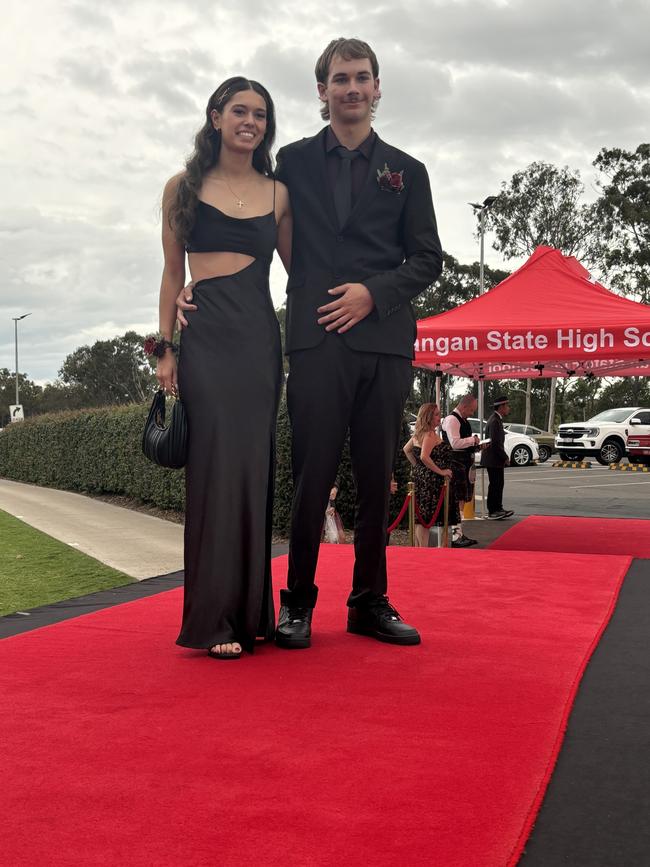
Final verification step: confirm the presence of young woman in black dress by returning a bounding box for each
[156,78,292,658]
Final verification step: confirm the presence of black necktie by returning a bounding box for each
[333,147,360,228]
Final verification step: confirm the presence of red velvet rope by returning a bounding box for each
[387,492,412,534]
[413,482,447,529]
[386,481,448,535]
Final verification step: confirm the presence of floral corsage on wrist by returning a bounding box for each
[377,163,404,194]
[144,332,178,358]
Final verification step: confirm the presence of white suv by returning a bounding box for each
[555,407,650,465]
[468,418,540,467]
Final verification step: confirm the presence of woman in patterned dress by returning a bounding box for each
[403,403,463,546]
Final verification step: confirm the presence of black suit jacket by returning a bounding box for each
[275,128,443,358]
[481,412,508,468]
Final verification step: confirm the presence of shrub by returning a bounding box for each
[0,397,413,536]
[0,404,184,510]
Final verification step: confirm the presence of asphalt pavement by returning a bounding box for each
[475,462,650,520]
[2,466,648,588]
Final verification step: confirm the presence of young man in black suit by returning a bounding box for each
[274,38,443,648]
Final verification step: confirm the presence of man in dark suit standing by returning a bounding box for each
[274,38,443,649]
[481,395,515,520]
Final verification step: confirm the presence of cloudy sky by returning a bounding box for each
[2,0,649,383]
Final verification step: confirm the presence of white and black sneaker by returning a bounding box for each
[487,509,509,520]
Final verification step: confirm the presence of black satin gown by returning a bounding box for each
[176,202,282,652]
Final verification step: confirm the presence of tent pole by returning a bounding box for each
[478,380,485,519]
[477,204,488,521]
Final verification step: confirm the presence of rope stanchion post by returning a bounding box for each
[407,481,415,547]
[442,480,450,547]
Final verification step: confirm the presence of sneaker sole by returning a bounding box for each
[347,624,421,646]
[275,635,311,649]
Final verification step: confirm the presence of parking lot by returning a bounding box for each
[473,462,650,520]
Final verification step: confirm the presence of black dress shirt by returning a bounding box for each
[325,127,376,207]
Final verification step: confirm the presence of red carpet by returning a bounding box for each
[490,515,650,558]
[1,546,629,867]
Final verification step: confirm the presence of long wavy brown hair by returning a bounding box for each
[414,403,439,442]
[168,76,276,244]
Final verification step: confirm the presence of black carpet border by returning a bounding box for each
[519,557,650,866]
[0,543,288,639]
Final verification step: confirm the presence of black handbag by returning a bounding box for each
[142,389,188,469]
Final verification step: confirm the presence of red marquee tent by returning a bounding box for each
[415,246,650,380]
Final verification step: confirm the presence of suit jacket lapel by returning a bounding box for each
[303,129,339,231]
[343,135,389,230]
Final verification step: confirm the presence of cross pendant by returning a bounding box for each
[236,199,244,209]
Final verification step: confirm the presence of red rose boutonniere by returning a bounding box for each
[377,163,404,194]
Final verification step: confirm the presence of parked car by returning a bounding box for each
[555,407,650,465]
[405,413,540,466]
[625,410,650,464]
[468,418,540,467]
[504,423,556,463]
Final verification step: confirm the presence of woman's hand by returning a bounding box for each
[176,281,197,328]
[440,468,453,479]
[156,351,178,395]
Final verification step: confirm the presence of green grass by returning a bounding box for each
[0,510,134,616]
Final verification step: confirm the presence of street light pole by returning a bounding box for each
[12,313,31,407]
[468,197,497,429]
[468,197,497,518]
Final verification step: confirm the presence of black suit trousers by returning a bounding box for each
[486,467,505,514]
[283,334,413,608]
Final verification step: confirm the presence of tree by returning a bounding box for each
[409,253,510,412]
[593,143,650,302]
[412,251,509,319]
[59,331,157,407]
[484,161,598,261]
[0,368,43,427]
[33,381,88,415]
[555,376,602,424]
[594,377,650,413]
[483,161,600,430]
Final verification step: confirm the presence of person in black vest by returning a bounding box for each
[441,394,480,546]
[274,37,442,648]
[176,38,443,648]
[481,395,515,520]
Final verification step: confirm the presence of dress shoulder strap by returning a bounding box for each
[272,179,276,210]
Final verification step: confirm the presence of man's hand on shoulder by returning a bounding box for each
[317,283,375,334]
[176,281,197,328]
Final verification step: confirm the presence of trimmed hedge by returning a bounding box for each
[0,396,413,536]
[0,403,184,510]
